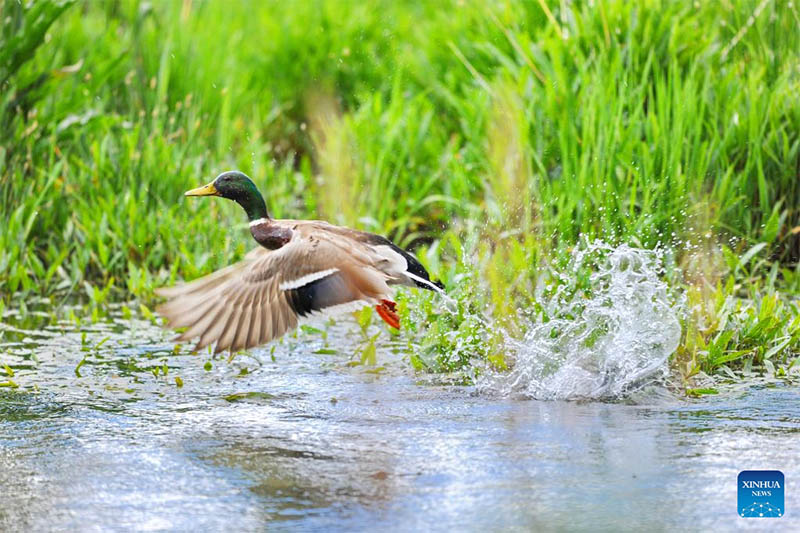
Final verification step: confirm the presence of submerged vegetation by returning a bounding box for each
[2,0,800,392]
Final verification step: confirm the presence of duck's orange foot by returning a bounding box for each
[375,299,400,329]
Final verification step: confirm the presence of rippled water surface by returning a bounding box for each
[1,309,799,532]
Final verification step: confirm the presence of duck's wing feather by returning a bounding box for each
[156,230,391,353]
[305,222,445,292]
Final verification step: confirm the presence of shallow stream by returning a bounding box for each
[1,307,798,531]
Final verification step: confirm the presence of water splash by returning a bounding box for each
[478,242,682,400]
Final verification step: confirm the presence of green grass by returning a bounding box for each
[2,0,800,388]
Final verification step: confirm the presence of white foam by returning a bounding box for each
[477,242,681,400]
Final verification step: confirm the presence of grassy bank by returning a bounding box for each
[2,0,800,389]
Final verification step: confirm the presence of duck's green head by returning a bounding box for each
[185,171,268,221]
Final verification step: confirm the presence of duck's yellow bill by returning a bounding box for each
[184,183,219,197]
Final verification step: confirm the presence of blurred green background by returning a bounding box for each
[2,0,800,380]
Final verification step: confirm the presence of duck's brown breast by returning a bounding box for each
[250,221,293,250]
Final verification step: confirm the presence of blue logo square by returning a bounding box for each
[738,470,784,518]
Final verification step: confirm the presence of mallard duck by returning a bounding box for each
[157,171,444,354]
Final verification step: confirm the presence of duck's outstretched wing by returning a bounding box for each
[156,233,391,353]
